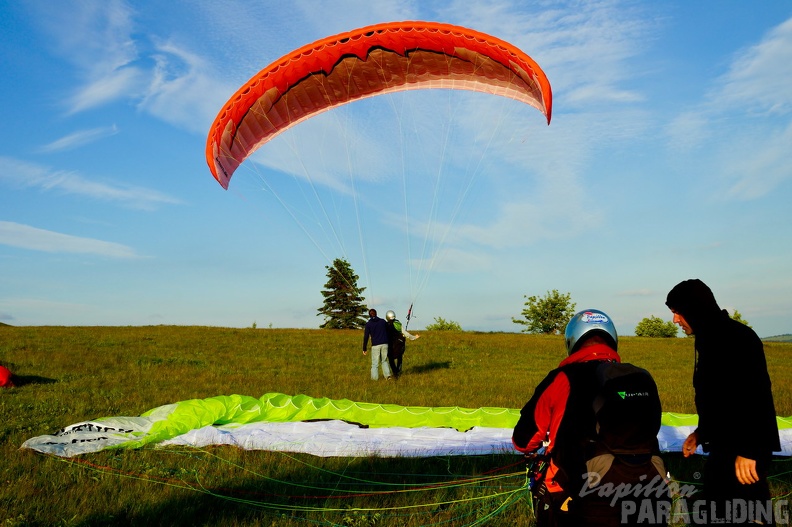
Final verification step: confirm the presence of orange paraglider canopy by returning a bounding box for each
[206,21,552,189]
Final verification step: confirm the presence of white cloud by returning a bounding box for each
[665,111,712,151]
[711,17,792,198]
[30,0,138,71]
[485,0,653,108]
[712,17,792,115]
[450,190,600,249]
[0,157,180,210]
[38,125,119,153]
[25,0,142,113]
[137,40,233,133]
[721,121,792,200]
[25,1,229,129]
[0,221,140,259]
[412,247,493,274]
[665,16,792,199]
[68,67,146,114]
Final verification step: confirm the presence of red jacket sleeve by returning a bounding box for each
[512,371,570,454]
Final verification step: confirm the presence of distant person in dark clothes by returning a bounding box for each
[667,279,780,525]
[384,310,419,378]
[362,309,392,380]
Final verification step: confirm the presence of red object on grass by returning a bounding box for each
[0,365,14,387]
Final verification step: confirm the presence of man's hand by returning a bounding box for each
[682,431,699,458]
[735,456,759,485]
[362,349,367,356]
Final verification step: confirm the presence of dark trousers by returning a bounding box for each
[388,355,402,377]
[693,451,775,526]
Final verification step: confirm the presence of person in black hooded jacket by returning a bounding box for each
[666,279,779,525]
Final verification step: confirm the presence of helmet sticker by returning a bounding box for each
[581,312,609,324]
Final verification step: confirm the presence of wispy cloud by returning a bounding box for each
[665,16,792,199]
[26,0,143,113]
[37,125,119,153]
[0,157,180,210]
[470,0,653,107]
[25,1,225,129]
[665,112,712,151]
[721,121,792,200]
[137,40,237,133]
[412,247,493,274]
[714,17,792,199]
[69,68,146,114]
[0,221,140,258]
[449,195,599,249]
[712,17,792,115]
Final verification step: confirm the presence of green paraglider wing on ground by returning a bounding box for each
[21,392,792,458]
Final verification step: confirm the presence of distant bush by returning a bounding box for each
[634,316,679,338]
[731,309,751,328]
[512,289,576,335]
[424,317,463,331]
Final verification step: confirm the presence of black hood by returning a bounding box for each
[665,279,723,333]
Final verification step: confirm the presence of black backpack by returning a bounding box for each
[388,319,406,356]
[591,361,662,455]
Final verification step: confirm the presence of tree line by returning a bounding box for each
[316,258,749,335]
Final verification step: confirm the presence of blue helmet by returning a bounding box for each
[564,309,618,355]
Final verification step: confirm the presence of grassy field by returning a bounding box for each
[1,326,791,526]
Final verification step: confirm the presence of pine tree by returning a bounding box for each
[317,258,368,329]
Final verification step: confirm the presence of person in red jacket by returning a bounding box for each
[512,309,667,527]
[513,309,621,526]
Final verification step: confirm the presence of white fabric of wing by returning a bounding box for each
[21,404,792,458]
[161,421,792,458]
[20,415,157,457]
[160,420,515,458]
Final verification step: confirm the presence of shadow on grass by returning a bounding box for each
[13,375,58,386]
[408,361,452,374]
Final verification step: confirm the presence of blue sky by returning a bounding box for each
[1,1,791,337]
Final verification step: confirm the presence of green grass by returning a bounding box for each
[1,327,791,526]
